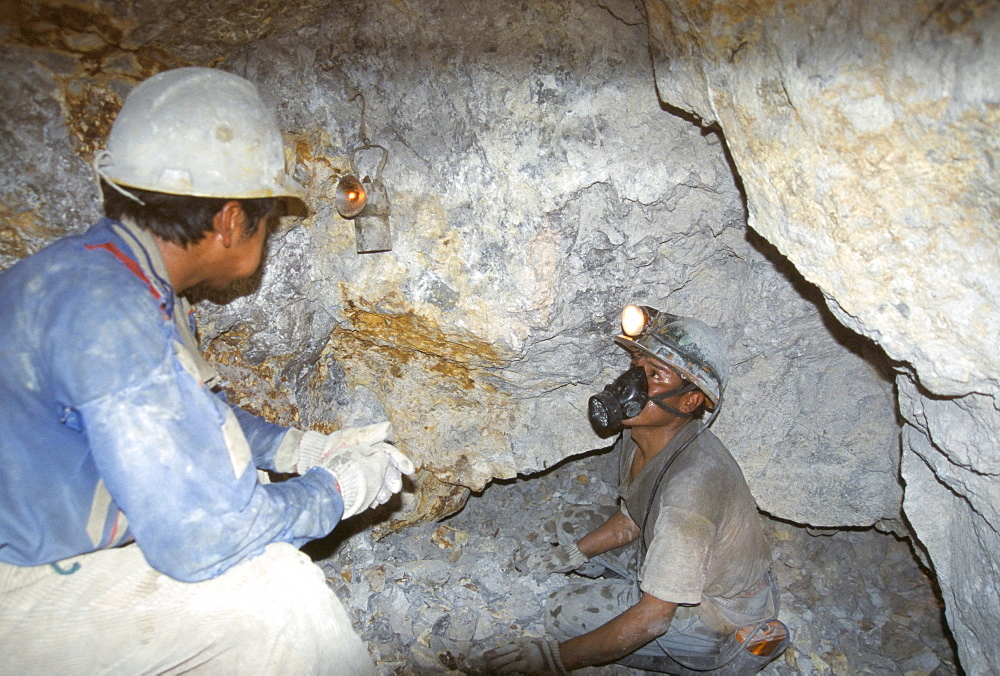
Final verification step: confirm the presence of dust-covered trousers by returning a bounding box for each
[544,505,778,670]
[0,542,375,674]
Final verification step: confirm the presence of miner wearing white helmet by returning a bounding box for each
[485,306,788,674]
[0,67,414,673]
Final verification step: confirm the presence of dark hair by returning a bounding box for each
[101,181,278,247]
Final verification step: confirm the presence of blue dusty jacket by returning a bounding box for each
[0,218,343,582]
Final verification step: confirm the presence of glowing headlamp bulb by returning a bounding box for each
[621,304,648,337]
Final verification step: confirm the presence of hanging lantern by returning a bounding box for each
[335,143,391,254]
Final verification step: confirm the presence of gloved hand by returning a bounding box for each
[371,442,416,506]
[484,636,567,675]
[515,542,589,576]
[319,441,414,518]
[294,421,394,474]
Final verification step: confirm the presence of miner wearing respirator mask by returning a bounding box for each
[484,306,789,674]
[0,67,414,672]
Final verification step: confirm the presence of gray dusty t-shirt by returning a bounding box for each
[618,422,771,605]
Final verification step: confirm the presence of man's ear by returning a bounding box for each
[213,200,245,248]
[680,389,705,414]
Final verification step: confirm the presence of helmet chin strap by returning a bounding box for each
[649,382,699,418]
[94,151,146,206]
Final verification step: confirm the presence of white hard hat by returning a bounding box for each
[96,67,305,199]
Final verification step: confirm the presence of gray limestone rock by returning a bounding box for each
[641,1,1000,669]
[0,0,902,528]
[4,0,988,670]
[209,0,901,532]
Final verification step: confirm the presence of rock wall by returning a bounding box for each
[0,0,953,659]
[2,0,901,530]
[640,0,1000,670]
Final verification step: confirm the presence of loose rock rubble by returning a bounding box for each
[316,448,958,674]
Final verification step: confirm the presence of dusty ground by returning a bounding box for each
[313,448,958,674]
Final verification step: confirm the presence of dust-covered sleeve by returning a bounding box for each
[51,278,344,582]
[222,394,297,472]
[74,350,345,582]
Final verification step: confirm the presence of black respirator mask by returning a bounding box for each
[587,364,699,435]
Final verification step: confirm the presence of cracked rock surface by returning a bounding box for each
[3,0,991,670]
[2,0,901,528]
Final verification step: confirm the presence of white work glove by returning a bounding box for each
[485,636,567,675]
[294,421,393,474]
[320,442,415,518]
[516,542,589,576]
[372,442,416,506]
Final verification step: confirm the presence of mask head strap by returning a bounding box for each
[648,381,699,418]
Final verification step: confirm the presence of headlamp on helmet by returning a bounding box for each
[612,305,729,411]
[621,305,657,337]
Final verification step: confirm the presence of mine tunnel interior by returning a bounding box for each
[315,446,957,674]
[2,0,984,673]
